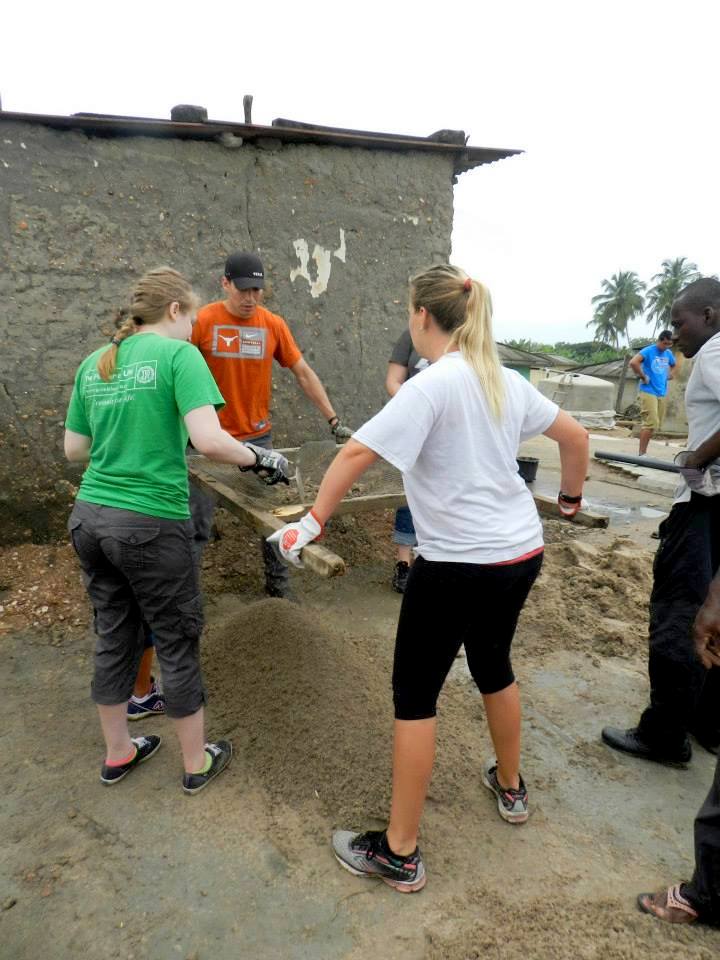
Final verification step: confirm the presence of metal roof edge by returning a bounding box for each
[0,109,523,173]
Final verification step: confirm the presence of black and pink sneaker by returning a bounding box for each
[332,829,426,893]
[482,759,529,823]
[100,735,162,785]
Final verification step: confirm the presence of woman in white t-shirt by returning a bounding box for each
[269,264,588,893]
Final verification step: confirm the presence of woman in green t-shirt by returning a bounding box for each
[65,266,289,794]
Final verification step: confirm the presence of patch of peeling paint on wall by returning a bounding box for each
[290,228,346,298]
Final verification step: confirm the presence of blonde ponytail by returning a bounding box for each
[410,264,504,418]
[96,267,198,382]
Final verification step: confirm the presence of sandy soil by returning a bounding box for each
[2,493,720,959]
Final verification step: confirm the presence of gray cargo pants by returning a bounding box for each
[69,500,207,718]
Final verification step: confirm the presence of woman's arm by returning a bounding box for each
[312,439,380,524]
[64,430,92,463]
[183,406,258,469]
[543,410,588,498]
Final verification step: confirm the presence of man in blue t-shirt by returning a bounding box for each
[629,330,676,455]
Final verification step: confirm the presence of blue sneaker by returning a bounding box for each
[128,677,166,721]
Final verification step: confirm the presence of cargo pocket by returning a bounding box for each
[177,595,204,639]
[107,526,160,569]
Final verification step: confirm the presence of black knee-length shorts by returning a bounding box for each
[392,552,543,720]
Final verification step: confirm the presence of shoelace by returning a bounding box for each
[353,831,385,861]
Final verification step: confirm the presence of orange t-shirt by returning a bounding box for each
[191,301,302,440]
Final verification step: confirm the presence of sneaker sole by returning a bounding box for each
[182,745,233,795]
[482,772,529,824]
[100,738,162,785]
[127,708,166,721]
[333,853,426,893]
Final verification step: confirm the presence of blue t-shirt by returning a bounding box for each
[638,344,676,397]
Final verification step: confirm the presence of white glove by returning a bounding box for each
[266,510,323,568]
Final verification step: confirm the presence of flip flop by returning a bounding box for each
[637,884,699,924]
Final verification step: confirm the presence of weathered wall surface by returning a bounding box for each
[0,121,455,541]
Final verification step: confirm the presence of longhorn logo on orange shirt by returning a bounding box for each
[211,325,267,360]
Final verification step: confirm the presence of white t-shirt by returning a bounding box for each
[675,331,720,504]
[353,352,559,563]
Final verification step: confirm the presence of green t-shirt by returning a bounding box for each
[65,333,225,519]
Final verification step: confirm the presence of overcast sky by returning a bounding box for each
[4,0,718,344]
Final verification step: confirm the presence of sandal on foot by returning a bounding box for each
[637,884,699,924]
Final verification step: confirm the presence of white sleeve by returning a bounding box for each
[517,376,560,441]
[352,380,435,472]
[699,339,720,402]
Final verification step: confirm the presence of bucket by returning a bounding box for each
[516,456,539,483]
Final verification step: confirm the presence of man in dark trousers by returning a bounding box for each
[637,569,720,925]
[190,251,352,597]
[602,278,720,765]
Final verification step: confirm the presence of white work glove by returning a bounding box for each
[266,510,324,568]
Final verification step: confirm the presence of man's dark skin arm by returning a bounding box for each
[682,428,720,470]
[694,571,720,669]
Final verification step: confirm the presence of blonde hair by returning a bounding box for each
[410,263,504,418]
[97,267,199,381]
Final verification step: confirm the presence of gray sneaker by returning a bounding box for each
[482,759,529,823]
[332,829,426,893]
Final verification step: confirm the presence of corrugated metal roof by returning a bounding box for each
[0,110,522,176]
[497,343,573,368]
[569,360,635,379]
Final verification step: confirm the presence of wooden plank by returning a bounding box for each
[188,464,345,578]
[533,493,609,528]
[273,492,407,522]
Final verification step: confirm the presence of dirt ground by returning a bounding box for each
[2,456,720,959]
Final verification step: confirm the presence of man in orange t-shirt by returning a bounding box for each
[190,251,352,596]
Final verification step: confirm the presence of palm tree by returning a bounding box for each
[589,271,646,347]
[645,258,701,334]
[586,313,620,348]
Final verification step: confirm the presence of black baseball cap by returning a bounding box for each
[224,251,265,289]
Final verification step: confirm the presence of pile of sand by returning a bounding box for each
[517,536,654,658]
[426,888,718,959]
[200,597,489,829]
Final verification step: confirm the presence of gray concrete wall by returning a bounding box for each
[0,121,456,541]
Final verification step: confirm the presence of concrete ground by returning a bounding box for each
[3,428,720,959]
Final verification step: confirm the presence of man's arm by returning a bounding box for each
[386,362,409,398]
[694,571,720,669]
[682,428,720,470]
[629,352,649,384]
[290,357,337,420]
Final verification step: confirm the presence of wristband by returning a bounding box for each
[328,415,339,426]
[558,492,582,504]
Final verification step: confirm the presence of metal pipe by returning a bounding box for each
[594,451,681,473]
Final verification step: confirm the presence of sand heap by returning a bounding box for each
[517,536,654,658]
[201,598,396,824]
[426,887,718,960]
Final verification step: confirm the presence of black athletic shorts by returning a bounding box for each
[392,552,543,720]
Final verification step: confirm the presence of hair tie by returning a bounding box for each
[463,277,472,292]
[110,336,122,347]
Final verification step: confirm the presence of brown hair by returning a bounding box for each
[410,263,504,418]
[97,267,199,381]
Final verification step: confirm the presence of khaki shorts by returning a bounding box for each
[640,392,666,430]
